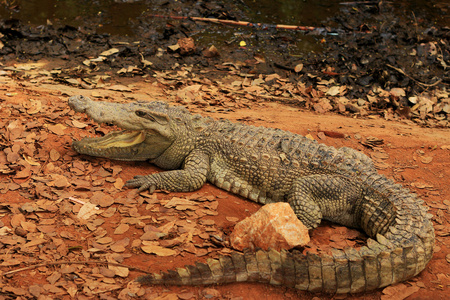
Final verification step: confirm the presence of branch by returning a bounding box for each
[386,64,443,87]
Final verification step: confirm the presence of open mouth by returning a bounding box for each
[85,130,146,149]
[72,123,172,161]
[72,130,149,161]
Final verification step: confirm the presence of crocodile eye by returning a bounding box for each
[135,110,147,118]
[136,110,156,122]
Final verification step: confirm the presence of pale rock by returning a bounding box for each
[230,202,310,251]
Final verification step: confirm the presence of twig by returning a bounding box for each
[340,1,390,5]
[68,196,99,210]
[1,260,151,277]
[148,14,337,34]
[386,64,443,87]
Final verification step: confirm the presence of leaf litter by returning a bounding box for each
[0,54,449,299]
[0,86,237,298]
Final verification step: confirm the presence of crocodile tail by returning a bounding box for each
[138,222,433,294]
[137,249,290,287]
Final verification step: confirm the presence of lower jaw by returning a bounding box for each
[73,141,139,160]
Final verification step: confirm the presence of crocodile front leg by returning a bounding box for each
[126,150,210,192]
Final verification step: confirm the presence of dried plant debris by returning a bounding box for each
[0,0,448,128]
[0,24,449,297]
[0,92,238,298]
[0,87,447,299]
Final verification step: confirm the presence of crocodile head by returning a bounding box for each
[68,95,175,161]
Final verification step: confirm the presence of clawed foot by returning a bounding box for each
[125,175,157,193]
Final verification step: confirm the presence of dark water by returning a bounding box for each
[0,0,447,35]
[0,0,148,36]
[0,0,341,36]
[241,0,341,27]
[0,0,447,55]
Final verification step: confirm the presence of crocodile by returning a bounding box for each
[68,95,434,294]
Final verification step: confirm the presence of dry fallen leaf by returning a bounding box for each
[381,283,420,300]
[326,85,341,96]
[11,214,26,227]
[99,267,116,278]
[65,282,78,298]
[20,221,37,232]
[24,155,40,166]
[98,195,114,207]
[141,244,177,256]
[390,87,406,97]
[164,197,198,211]
[23,238,46,248]
[0,226,12,236]
[71,119,88,129]
[421,156,433,164]
[14,166,31,179]
[52,174,70,188]
[49,149,60,161]
[114,223,129,235]
[203,45,220,58]
[60,265,77,274]
[109,264,129,277]
[106,84,132,92]
[46,124,67,135]
[153,293,179,300]
[110,244,126,253]
[294,63,303,73]
[202,288,221,298]
[2,286,27,296]
[226,216,239,222]
[305,134,315,140]
[24,99,42,114]
[28,285,41,298]
[100,48,120,56]
[77,202,99,220]
[114,178,125,190]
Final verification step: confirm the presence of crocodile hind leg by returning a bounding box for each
[287,174,364,229]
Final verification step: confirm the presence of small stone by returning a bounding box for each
[203,45,220,58]
[178,37,196,56]
[14,227,27,237]
[202,288,221,298]
[230,202,310,251]
[99,267,116,278]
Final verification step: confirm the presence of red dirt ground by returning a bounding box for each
[0,74,449,300]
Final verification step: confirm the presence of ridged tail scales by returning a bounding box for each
[138,225,433,294]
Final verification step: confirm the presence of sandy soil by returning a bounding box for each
[0,74,449,299]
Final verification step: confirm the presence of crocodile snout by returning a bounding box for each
[68,95,91,113]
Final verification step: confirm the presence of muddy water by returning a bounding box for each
[1,0,446,34]
[0,0,339,33]
[0,0,447,55]
[0,0,339,55]
[241,0,341,26]
[0,0,148,36]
